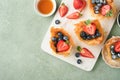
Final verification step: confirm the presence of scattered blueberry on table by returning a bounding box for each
[75,52,80,58]
[77,59,82,64]
[55,20,61,24]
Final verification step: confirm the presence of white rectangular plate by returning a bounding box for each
[41,0,120,71]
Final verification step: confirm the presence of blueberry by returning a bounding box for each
[97,3,102,7]
[92,0,96,4]
[92,35,96,38]
[94,10,99,14]
[95,30,101,37]
[58,37,63,41]
[87,35,92,40]
[96,32,101,37]
[80,31,87,40]
[75,52,80,58]
[83,36,87,40]
[112,54,118,59]
[57,32,63,36]
[103,0,107,5]
[94,6,100,11]
[55,20,60,24]
[80,31,86,37]
[95,0,100,4]
[77,59,82,64]
[52,37,57,42]
[110,45,114,50]
[117,53,120,58]
[111,50,116,55]
[57,32,63,38]
[63,36,68,41]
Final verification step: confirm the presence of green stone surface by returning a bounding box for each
[0,0,120,80]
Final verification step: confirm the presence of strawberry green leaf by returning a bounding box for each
[61,3,65,6]
[85,19,91,25]
[77,46,82,51]
[65,40,69,44]
[105,9,113,17]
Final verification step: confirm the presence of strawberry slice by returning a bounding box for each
[59,3,68,17]
[66,12,82,19]
[101,5,111,16]
[57,40,70,52]
[80,48,94,58]
[114,41,120,52]
[83,23,96,35]
[73,0,86,11]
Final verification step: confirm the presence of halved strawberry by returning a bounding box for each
[114,41,120,52]
[59,3,68,17]
[66,12,82,19]
[80,48,94,58]
[73,0,86,11]
[57,40,70,52]
[83,23,96,35]
[101,5,111,16]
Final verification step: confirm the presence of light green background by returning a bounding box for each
[0,0,120,80]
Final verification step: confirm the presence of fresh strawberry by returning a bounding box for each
[73,0,83,9]
[59,3,68,17]
[73,0,86,11]
[114,41,120,52]
[66,12,82,19]
[101,5,111,16]
[79,0,86,11]
[77,46,94,58]
[83,23,96,35]
[57,40,70,52]
[80,48,94,58]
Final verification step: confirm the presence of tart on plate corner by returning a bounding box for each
[102,36,120,68]
[49,27,74,57]
[74,19,104,45]
[88,0,117,19]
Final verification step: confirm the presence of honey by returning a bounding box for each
[37,0,53,14]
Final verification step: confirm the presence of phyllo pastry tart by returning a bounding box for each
[102,36,120,68]
[74,19,104,45]
[88,0,116,18]
[50,27,74,57]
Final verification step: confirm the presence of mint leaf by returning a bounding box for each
[77,46,82,51]
[85,19,91,25]
[105,10,113,17]
[65,40,69,44]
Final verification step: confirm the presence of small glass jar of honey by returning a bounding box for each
[34,0,56,17]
